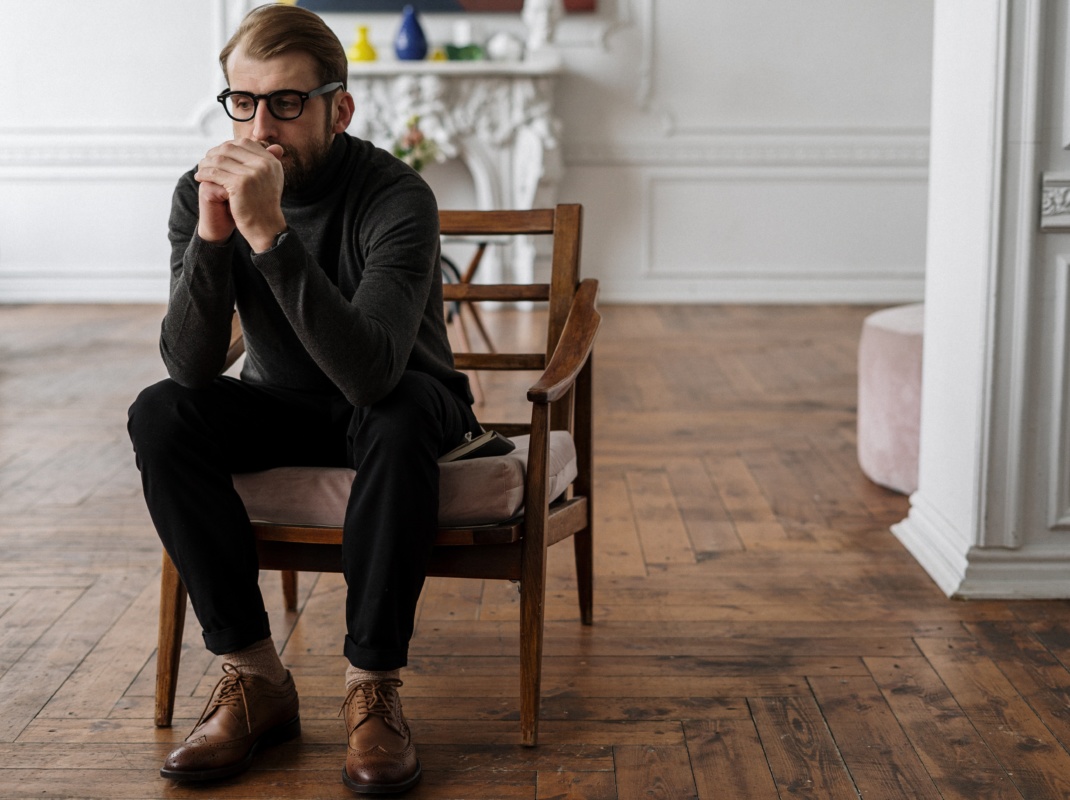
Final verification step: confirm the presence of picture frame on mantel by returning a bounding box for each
[296,1,596,12]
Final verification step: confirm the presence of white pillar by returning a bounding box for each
[894,0,1070,597]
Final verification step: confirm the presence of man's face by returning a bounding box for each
[224,46,341,192]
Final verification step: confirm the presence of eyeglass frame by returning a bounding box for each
[216,81,344,122]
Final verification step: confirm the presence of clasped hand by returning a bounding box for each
[195,138,287,254]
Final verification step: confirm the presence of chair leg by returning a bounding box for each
[155,549,187,728]
[573,529,594,626]
[519,408,553,746]
[518,571,546,747]
[281,570,299,612]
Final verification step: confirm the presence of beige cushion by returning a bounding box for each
[232,432,578,529]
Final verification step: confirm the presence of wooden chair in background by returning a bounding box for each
[440,238,502,358]
[440,239,501,404]
[154,204,599,746]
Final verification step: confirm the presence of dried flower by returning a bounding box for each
[392,116,442,173]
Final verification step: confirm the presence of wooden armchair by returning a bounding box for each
[154,204,599,746]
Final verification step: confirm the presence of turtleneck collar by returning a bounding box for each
[281,133,350,207]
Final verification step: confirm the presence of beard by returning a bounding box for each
[276,121,334,194]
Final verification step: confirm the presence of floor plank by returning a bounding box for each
[865,656,1023,800]
[916,637,1070,799]
[750,695,858,799]
[809,673,941,799]
[684,719,779,799]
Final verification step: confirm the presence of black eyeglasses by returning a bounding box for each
[216,81,343,122]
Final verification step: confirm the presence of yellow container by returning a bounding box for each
[348,26,377,62]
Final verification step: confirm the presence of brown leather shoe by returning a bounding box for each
[160,663,300,782]
[340,679,421,794]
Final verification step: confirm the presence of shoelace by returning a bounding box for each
[191,663,251,736]
[339,679,405,737]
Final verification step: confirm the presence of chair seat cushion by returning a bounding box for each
[232,432,578,529]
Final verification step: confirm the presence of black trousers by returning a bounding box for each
[128,372,478,671]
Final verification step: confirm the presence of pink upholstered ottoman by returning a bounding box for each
[857,303,924,495]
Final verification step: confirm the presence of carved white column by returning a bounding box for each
[346,59,563,283]
[894,0,1070,597]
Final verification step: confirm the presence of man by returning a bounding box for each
[127,4,478,794]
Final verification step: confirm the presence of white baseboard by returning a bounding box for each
[893,493,1070,599]
[891,494,971,598]
[0,273,168,304]
[952,549,1070,599]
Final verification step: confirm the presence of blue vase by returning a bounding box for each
[394,5,428,61]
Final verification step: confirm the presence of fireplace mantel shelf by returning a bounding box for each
[347,54,562,78]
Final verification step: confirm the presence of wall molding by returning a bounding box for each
[595,274,925,305]
[556,0,636,51]
[635,167,927,285]
[565,130,928,168]
[0,139,208,174]
[0,1,240,178]
[633,0,655,112]
[1041,172,1070,230]
[1050,255,1070,530]
[1064,0,1070,151]
[640,2,931,139]
[0,129,930,176]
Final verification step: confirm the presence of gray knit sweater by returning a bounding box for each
[161,133,471,408]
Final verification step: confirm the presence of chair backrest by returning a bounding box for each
[439,204,588,439]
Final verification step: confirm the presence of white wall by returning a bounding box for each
[0,0,933,303]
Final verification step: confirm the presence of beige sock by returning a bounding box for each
[346,664,401,690]
[221,638,289,685]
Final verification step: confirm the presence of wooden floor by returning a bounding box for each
[3,303,1070,799]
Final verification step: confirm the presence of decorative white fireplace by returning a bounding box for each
[346,56,563,283]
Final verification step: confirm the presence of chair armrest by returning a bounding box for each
[527,279,600,405]
[222,312,245,373]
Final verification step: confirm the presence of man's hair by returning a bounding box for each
[220,4,348,89]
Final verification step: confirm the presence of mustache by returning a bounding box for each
[257,140,297,160]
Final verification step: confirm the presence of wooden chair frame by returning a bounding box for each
[154,204,599,746]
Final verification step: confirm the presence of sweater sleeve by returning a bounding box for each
[252,176,440,408]
[159,172,237,388]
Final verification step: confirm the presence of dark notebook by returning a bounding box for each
[438,430,516,463]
